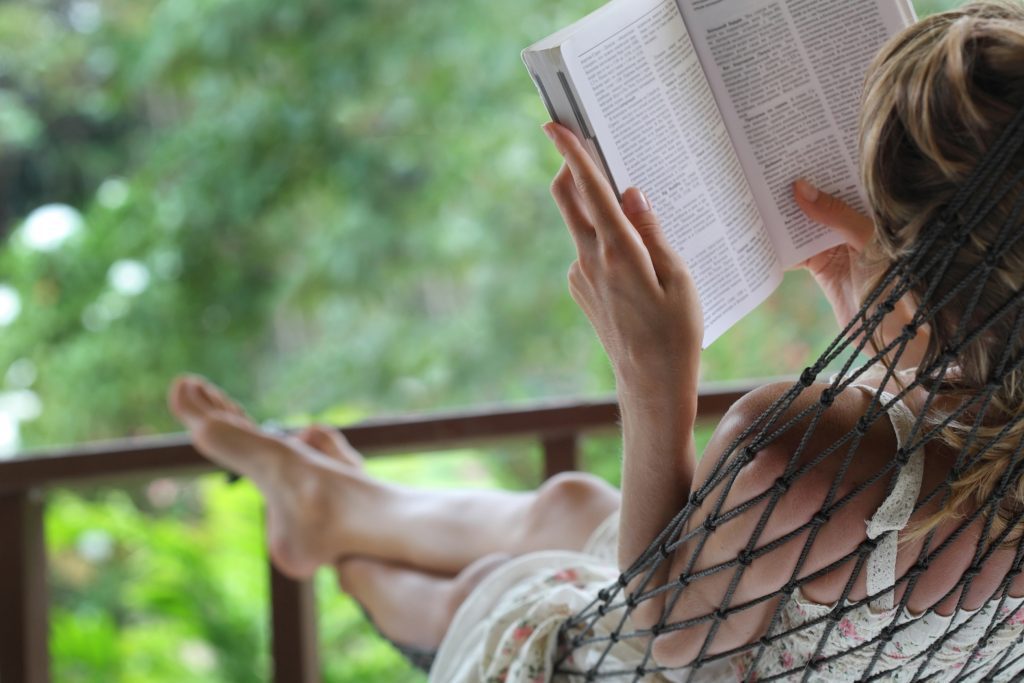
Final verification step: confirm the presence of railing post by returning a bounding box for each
[542,433,579,479]
[269,561,320,683]
[0,490,50,683]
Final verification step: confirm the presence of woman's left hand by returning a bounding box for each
[544,122,703,403]
[792,178,926,368]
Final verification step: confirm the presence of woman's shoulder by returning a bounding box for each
[689,380,904,584]
[703,379,897,490]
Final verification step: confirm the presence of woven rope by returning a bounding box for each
[556,106,1024,681]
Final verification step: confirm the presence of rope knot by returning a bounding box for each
[896,448,912,466]
[773,477,791,494]
[879,300,896,314]
[800,368,817,387]
[861,538,878,553]
[855,416,871,435]
[598,589,610,602]
[737,551,754,567]
[677,574,690,588]
[703,518,718,533]
[813,511,831,525]
[819,389,836,407]
[713,608,728,621]
[902,324,918,339]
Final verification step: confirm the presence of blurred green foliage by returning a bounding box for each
[0,0,965,680]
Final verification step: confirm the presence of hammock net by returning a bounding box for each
[555,105,1024,682]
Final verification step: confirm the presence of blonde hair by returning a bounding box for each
[859,1,1024,546]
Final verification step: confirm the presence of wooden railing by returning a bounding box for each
[0,385,752,683]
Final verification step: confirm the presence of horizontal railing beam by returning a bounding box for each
[0,384,755,494]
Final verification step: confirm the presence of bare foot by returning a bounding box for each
[168,375,372,579]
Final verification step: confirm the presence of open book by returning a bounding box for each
[524,0,916,347]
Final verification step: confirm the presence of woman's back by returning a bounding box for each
[718,371,1024,680]
[641,368,1024,674]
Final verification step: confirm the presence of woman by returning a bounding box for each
[169,2,1024,680]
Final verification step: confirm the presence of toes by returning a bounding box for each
[298,426,363,467]
[168,375,248,425]
[190,377,246,417]
[199,381,247,418]
[167,377,187,419]
[298,425,341,455]
[168,375,208,424]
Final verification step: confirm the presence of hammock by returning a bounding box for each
[556,106,1024,682]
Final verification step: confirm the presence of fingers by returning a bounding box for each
[793,179,874,251]
[551,163,596,253]
[621,188,679,284]
[543,122,640,250]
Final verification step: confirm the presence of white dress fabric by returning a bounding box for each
[429,377,1024,682]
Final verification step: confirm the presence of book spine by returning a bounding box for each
[529,71,560,124]
[556,70,620,199]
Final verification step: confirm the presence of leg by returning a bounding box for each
[335,553,511,652]
[169,376,620,579]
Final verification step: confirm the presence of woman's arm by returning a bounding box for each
[543,123,703,599]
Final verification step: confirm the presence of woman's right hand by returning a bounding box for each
[544,122,704,405]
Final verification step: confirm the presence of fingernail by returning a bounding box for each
[623,188,651,214]
[542,123,557,142]
[795,178,819,202]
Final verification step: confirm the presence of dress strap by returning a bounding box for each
[846,375,925,612]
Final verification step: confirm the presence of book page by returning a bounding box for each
[678,0,914,267]
[555,0,783,347]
